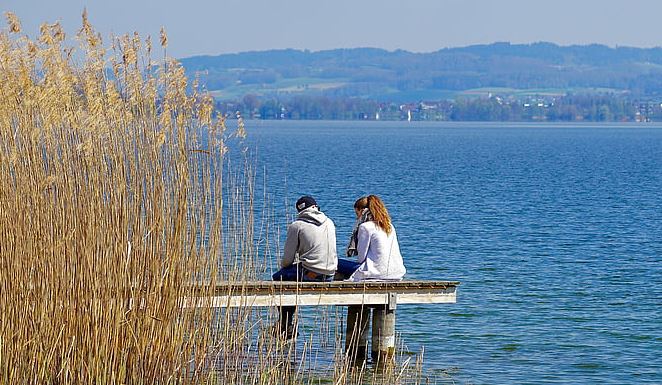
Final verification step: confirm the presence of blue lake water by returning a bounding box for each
[243,121,661,384]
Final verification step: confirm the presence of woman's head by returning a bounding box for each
[353,196,368,218]
[365,195,392,234]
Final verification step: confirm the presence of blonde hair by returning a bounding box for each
[366,195,392,234]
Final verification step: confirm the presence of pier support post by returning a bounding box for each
[345,305,370,362]
[371,302,396,364]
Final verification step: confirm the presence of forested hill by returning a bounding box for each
[180,43,662,102]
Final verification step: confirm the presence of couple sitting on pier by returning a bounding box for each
[272,194,407,283]
[272,194,406,339]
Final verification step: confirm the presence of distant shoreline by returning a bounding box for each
[184,44,662,125]
[233,118,662,126]
[214,93,662,124]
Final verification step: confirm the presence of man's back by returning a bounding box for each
[282,207,337,276]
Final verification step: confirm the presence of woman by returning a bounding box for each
[336,195,406,281]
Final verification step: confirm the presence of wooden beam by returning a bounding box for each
[181,280,459,308]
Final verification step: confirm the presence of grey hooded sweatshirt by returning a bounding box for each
[282,207,338,275]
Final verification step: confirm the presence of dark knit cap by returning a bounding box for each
[295,196,317,212]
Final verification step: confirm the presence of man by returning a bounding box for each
[272,195,338,339]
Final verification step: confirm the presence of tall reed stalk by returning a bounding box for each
[0,13,430,385]
[0,11,238,383]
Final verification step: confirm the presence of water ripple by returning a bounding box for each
[247,122,662,385]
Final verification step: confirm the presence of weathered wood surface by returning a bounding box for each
[183,280,459,308]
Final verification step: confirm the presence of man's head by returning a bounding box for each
[296,196,317,212]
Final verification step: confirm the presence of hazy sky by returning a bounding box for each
[3,0,662,58]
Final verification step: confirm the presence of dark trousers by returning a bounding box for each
[272,263,333,337]
[336,258,362,280]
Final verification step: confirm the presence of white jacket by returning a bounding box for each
[348,221,406,281]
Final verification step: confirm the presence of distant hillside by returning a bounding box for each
[180,43,662,102]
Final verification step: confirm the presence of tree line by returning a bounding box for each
[215,94,662,122]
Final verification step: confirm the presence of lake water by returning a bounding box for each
[243,121,661,384]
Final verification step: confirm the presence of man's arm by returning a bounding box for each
[281,223,299,268]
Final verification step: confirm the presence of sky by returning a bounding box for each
[3,0,662,59]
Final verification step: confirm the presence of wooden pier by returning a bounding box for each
[187,280,459,362]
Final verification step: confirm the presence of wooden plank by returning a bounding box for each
[182,281,458,308]
[188,280,459,295]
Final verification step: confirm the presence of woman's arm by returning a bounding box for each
[355,224,371,264]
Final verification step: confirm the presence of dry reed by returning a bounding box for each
[0,13,431,385]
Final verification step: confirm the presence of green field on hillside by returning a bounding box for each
[209,77,349,100]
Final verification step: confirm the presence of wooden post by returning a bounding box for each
[371,293,397,363]
[345,305,370,362]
